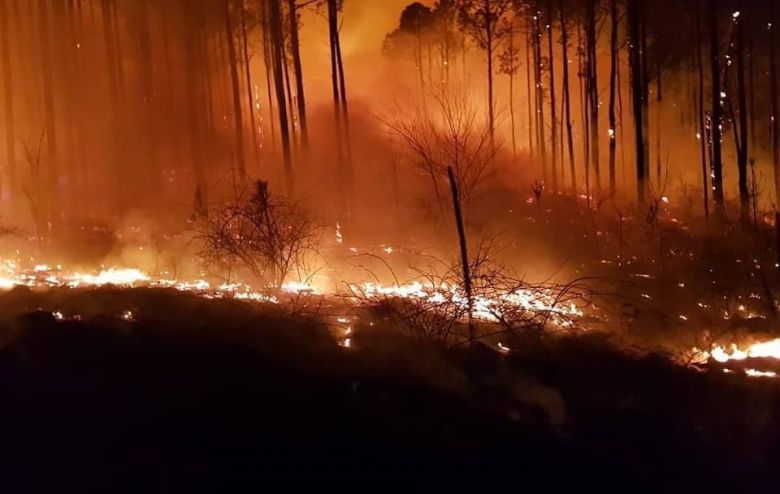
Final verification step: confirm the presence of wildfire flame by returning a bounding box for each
[692,338,780,378]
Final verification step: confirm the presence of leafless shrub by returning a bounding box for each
[475,275,593,337]
[581,195,610,251]
[347,274,468,345]
[748,158,764,230]
[613,205,629,261]
[343,236,593,346]
[643,170,670,238]
[385,87,498,212]
[195,181,321,288]
[531,180,544,207]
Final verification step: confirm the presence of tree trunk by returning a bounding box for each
[328,0,353,215]
[696,0,709,219]
[525,27,534,159]
[100,0,122,210]
[579,22,590,200]
[587,0,600,193]
[287,0,309,150]
[640,16,650,185]
[710,0,724,208]
[617,37,627,188]
[532,3,546,177]
[52,0,75,207]
[71,0,89,200]
[182,0,208,204]
[447,166,474,348]
[240,0,260,169]
[509,29,517,159]
[0,0,14,200]
[748,40,756,147]
[224,0,247,178]
[39,0,57,216]
[655,66,662,186]
[770,1,780,259]
[547,0,558,191]
[736,11,749,223]
[268,0,293,192]
[608,0,618,195]
[628,0,646,203]
[259,0,276,154]
[137,0,159,206]
[559,0,576,191]
[282,47,297,148]
[486,14,495,149]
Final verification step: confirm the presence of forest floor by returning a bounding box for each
[0,285,778,492]
[3,187,780,491]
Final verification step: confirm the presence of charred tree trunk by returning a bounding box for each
[260,0,276,154]
[39,0,57,216]
[182,0,208,204]
[328,0,344,166]
[586,0,600,193]
[547,0,558,190]
[240,0,260,169]
[608,0,618,195]
[525,27,535,159]
[282,47,297,148]
[640,16,650,185]
[579,22,590,200]
[485,6,496,149]
[137,0,160,205]
[771,4,780,205]
[710,0,724,208]
[0,0,14,199]
[532,3,546,177]
[328,0,353,214]
[287,0,309,150]
[748,40,756,147]
[447,166,474,348]
[334,14,350,137]
[70,0,89,200]
[101,0,122,210]
[735,12,749,224]
[655,65,663,186]
[628,0,646,203]
[560,0,576,191]
[52,0,75,204]
[696,0,710,219]
[770,2,780,259]
[224,0,247,178]
[269,0,293,192]
[509,29,517,159]
[617,37,628,188]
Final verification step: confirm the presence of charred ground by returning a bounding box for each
[0,286,777,492]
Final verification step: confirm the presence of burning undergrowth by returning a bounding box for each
[342,253,592,347]
[4,171,780,384]
[1,280,779,490]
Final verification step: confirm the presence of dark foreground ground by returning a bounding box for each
[0,287,778,493]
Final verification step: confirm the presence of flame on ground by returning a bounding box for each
[692,338,780,378]
[355,281,584,327]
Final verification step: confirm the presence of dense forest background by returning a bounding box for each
[0,0,778,237]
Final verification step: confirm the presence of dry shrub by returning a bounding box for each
[385,88,497,210]
[196,181,321,288]
[344,237,593,346]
